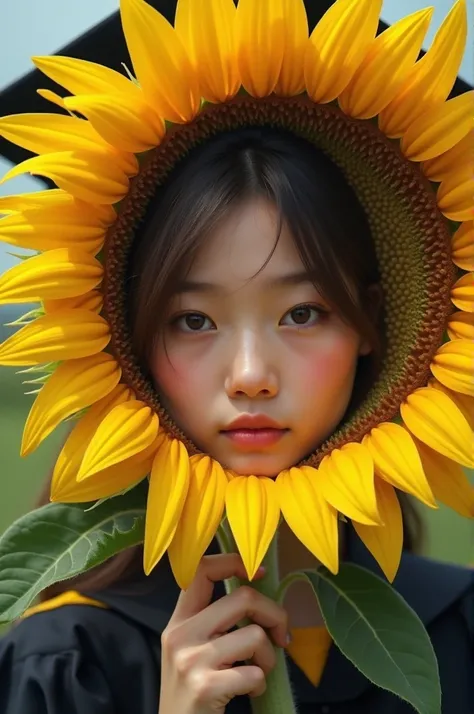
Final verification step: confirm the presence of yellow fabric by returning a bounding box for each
[22,590,107,619]
[287,625,333,686]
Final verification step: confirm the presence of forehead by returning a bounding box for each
[186,196,305,285]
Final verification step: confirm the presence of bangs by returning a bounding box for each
[127,126,383,384]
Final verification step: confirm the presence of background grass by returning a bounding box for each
[0,367,68,536]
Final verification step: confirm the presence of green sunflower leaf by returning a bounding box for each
[301,564,441,714]
[0,482,147,624]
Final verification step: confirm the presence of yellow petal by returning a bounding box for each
[378,0,468,137]
[52,454,152,504]
[44,290,103,314]
[0,309,110,366]
[144,437,190,575]
[52,384,133,494]
[274,0,308,97]
[234,0,309,98]
[234,0,286,98]
[0,248,103,304]
[37,89,66,110]
[352,479,403,583]
[276,466,339,574]
[430,378,474,430]
[225,475,280,581]
[1,151,135,205]
[33,54,143,97]
[0,202,111,253]
[451,222,474,272]
[414,437,474,519]
[175,0,240,103]
[304,0,382,104]
[400,386,474,469]
[21,353,121,456]
[168,455,228,589]
[53,429,160,504]
[0,113,113,156]
[0,189,77,214]
[401,91,474,162]
[318,442,382,525]
[64,93,165,154]
[120,0,200,123]
[77,399,159,480]
[338,8,433,119]
[363,422,436,508]
[448,311,474,342]
[430,339,474,397]
[422,131,473,182]
[451,272,474,313]
[437,165,473,221]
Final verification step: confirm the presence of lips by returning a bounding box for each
[220,414,288,448]
[221,413,285,431]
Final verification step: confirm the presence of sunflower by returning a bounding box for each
[0,0,472,591]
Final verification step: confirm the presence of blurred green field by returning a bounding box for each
[0,367,69,535]
[1,363,473,565]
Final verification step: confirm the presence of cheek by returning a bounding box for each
[151,346,209,410]
[152,351,188,402]
[296,338,359,395]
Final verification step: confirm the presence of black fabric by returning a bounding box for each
[0,606,159,714]
[1,528,472,714]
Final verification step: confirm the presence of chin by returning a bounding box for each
[219,452,296,478]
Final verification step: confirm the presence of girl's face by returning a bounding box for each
[151,197,372,477]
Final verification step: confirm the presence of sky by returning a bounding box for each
[0,0,473,273]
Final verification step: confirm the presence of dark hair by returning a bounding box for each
[128,126,383,417]
[36,126,423,600]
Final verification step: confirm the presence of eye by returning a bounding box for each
[172,312,215,332]
[280,303,328,327]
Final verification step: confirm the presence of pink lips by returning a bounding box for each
[221,414,288,448]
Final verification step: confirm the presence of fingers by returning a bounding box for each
[194,666,267,702]
[187,585,289,649]
[205,624,277,675]
[160,554,284,712]
[171,553,265,623]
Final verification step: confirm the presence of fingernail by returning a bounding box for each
[257,566,266,574]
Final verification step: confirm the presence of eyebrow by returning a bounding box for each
[174,270,314,294]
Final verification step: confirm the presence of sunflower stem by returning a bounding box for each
[216,520,298,714]
[276,571,308,605]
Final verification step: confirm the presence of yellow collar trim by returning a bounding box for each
[22,590,107,619]
[287,625,333,687]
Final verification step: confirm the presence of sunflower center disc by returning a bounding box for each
[104,94,455,467]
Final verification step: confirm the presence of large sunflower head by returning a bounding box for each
[0,0,472,590]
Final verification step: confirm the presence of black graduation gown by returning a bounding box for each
[0,527,472,714]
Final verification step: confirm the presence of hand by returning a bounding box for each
[158,552,289,714]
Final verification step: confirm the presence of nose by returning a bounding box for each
[225,330,279,399]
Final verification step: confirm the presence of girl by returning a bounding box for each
[0,127,472,713]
